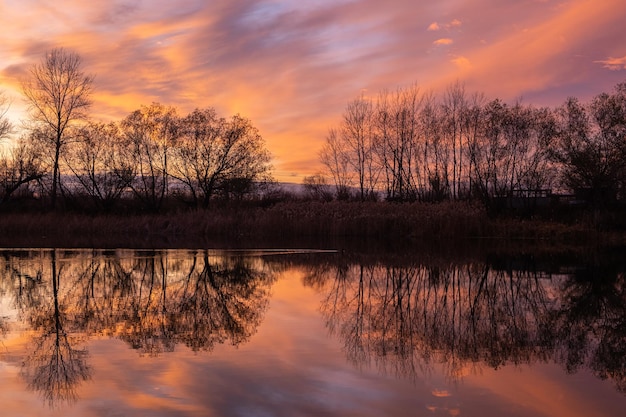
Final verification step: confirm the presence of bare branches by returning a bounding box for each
[0,138,45,204]
[320,128,353,200]
[21,48,94,208]
[171,109,272,207]
[549,83,626,206]
[321,82,559,204]
[22,48,93,133]
[0,91,12,140]
[119,103,178,211]
[65,122,135,210]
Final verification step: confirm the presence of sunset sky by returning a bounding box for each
[1,0,625,182]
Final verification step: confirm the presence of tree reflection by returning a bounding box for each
[117,252,178,355]
[305,255,626,392]
[107,251,272,355]
[552,257,626,391]
[172,252,270,351]
[18,250,91,407]
[0,249,273,406]
[2,247,624,406]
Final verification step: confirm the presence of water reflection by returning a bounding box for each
[293,252,626,393]
[0,249,273,406]
[19,250,91,406]
[0,248,624,413]
[554,257,626,392]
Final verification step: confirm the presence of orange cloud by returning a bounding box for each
[434,38,454,46]
[595,56,626,70]
[428,22,440,31]
[428,19,461,32]
[451,56,472,71]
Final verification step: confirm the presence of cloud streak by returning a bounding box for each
[1,0,625,181]
[596,56,626,70]
[434,38,454,46]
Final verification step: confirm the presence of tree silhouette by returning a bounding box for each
[22,48,94,208]
[0,90,12,140]
[549,92,626,207]
[171,110,272,207]
[120,103,178,212]
[65,122,135,211]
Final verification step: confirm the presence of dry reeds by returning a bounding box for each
[0,200,620,249]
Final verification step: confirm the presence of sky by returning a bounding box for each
[1,0,625,183]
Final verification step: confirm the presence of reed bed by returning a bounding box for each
[0,200,621,249]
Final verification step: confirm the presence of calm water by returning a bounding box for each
[0,248,624,417]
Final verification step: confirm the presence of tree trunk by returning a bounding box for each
[51,138,61,209]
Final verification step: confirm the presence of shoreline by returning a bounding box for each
[0,201,624,250]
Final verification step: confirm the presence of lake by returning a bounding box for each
[0,248,624,416]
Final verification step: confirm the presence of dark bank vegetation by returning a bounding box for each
[0,200,619,250]
[1,48,626,247]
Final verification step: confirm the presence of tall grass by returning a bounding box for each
[0,200,620,248]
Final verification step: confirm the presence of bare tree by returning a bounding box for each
[469,99,509,202]
[22,48,94,208]
[418,91,449,200]
[550,88,626,207]
[341,94,378,200]
[462,92,486,198]
[120,103,178,211]
[376,86,422,201]
[213,114,272,201]
[506,104,556,193]
[0,137,45,204]
[320,128,352,199]
[65,122,135,210]
[170,109,272,207]
[589,82,626,201]
[442,81,468,199]
[0,91,12,140]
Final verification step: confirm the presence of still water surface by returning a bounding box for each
[0,248,624,416]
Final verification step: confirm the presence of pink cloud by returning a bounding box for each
[451,56,472,70]
[428,19,461,32]
[434,38,454,46]
[595,56,626,70]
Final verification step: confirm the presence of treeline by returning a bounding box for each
[316,81,626,208]
[2,47,625,217]
[1,105,272,212]
[0,48,272,212]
